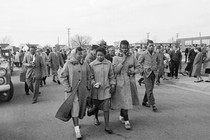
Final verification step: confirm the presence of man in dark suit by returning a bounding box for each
[23,46,45,104]
[170,46,182,79]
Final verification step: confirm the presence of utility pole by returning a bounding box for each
[147,32,150,40]
[57,36,59,45]
[67,28,70,48]
[176,33,179,39]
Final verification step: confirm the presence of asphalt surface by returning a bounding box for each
[1,68,210,140]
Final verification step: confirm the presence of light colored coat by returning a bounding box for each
[111,54,140,110]
[59,56,92,120]
[40,52,48,77]
[139,50,161,78]
[192,52,203,77]
[22,53,44,80]
[89,59,116,100]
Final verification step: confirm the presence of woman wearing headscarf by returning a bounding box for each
[56,47,92,140]
[111,40,140,130]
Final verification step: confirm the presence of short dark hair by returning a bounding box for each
[75,47,83,53]
[91,45,99,50]
[147,40,154,46]
[96,46,106,55]
[120,40,129,47]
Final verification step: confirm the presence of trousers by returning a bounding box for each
[143,72,156,106]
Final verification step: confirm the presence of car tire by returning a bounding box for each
[0,81,14,102]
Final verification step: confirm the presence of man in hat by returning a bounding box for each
[49,46,64,84]
[23,46,45,104]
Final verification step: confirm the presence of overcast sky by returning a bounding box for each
[0,0,210,46]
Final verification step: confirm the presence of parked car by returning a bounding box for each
[0,48,14,101]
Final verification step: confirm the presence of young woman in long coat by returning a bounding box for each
[57,47,92,139]
[111,40,140,130]
[192,47,203,82]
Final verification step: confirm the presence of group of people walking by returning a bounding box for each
[56,39,160,140]
[20,46,65,104]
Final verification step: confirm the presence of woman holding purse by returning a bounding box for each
[111,40,140,130]
[89,46,116,134]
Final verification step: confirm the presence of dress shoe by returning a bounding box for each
[53,80,57,83]
[142,102,150,107]
[152,105,158,112]
[94,118,100,126]
[32,100,37,104]
[57,80,61,85]
[25,92,30,95]
[105,129,113,134]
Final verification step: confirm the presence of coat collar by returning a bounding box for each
[69,56,83,65]
[92,58,109,65]
[145,50,156,56]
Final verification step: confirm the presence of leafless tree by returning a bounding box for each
[71,34,91,48]
[0,36,13,44]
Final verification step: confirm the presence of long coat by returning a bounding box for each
[89,59,116,100]
[49,52,64,75]
[40,52,48,77]
[158,51,165,76]
[111,54,140,110]
[192,52,203,77]
[204,50,210,69]
[22,53,44,80]
[55,56,92,121]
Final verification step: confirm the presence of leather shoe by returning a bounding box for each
[53,80,57,83]
[57,80,61,85]
[152,106,158,112]
[32,100,37,104]
[105,129,113,134]
[25,92,30,95]
[142,102,150,107]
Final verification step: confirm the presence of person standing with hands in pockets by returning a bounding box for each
[111,40,140,130]
[89,46,116,134]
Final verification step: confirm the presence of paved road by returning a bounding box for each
[1,68,210,140]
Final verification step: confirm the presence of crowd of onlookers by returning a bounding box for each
[134,43,210,84]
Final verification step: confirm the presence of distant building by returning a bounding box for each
[176,36,210,50]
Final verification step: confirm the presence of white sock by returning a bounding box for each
[119,116,124,120]
[125,121,130,125]
[74,126,80,133]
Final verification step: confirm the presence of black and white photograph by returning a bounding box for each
[0,0,210,139]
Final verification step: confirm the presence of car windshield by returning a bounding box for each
[0,50,10,68]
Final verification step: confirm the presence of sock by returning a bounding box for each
[74,126,80,133]
[119,116,124,120]
[125,121,130,125]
